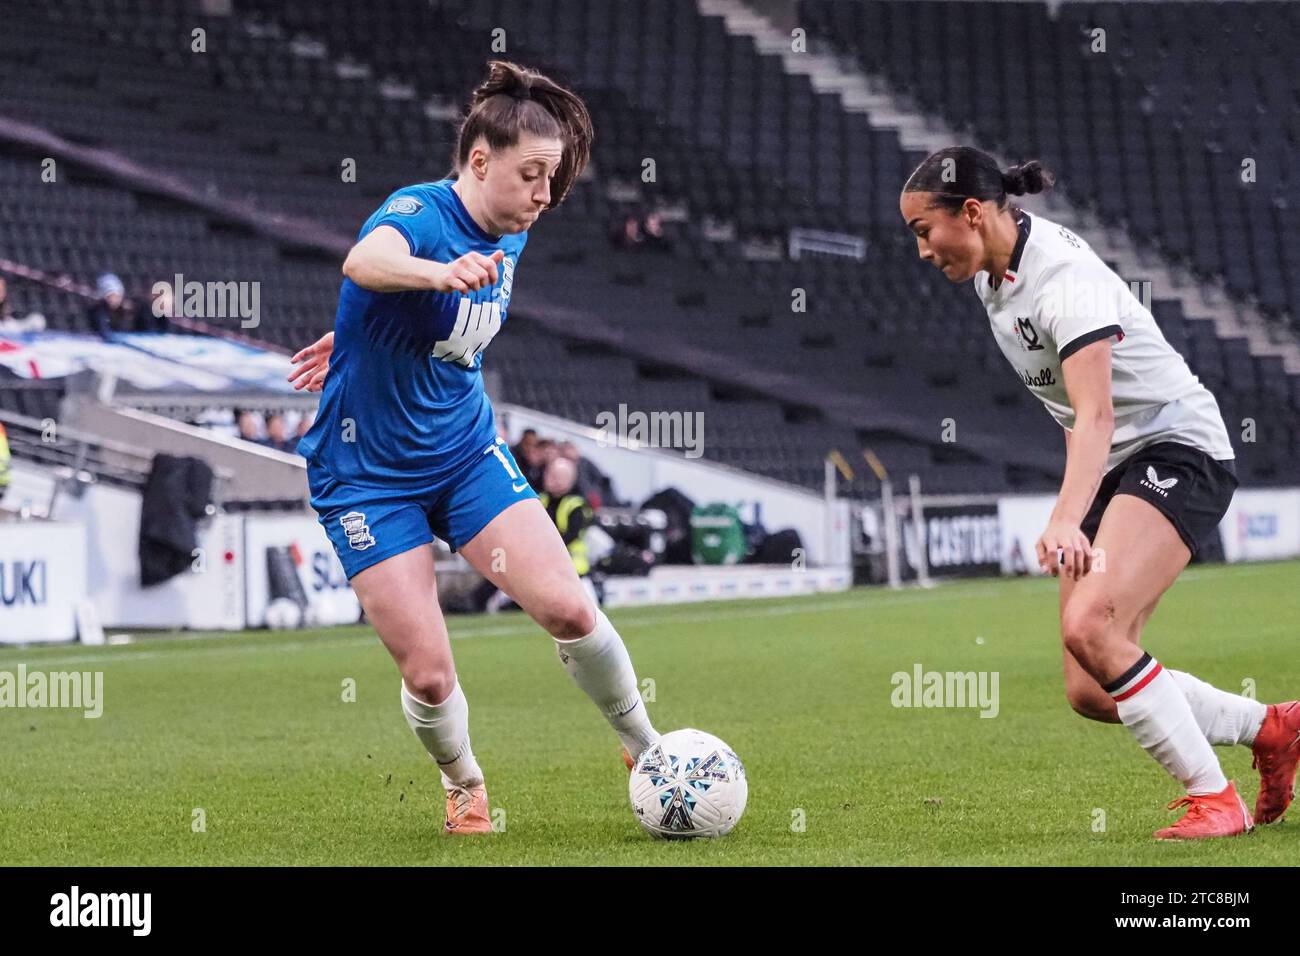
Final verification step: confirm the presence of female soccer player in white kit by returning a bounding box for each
[900,146,1299,839]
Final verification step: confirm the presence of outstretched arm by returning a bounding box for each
[342,225,504,295]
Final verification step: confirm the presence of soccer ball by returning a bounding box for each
[629,729,747,839]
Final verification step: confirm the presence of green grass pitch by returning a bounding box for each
[2,560,1297,865]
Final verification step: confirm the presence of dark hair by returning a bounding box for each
[902,146,1053,214]
[453,60,593,209]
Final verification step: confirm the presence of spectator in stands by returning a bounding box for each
[539,455,596,590]
[0,277,46,333]
[136,281,176,333]
[609,210,643,249]
[235,408,262,444]
[261,412,295,453]
[87,273,132,339]
[510,428,538,470]
[521,436,557,488]
[640,210,672,254]
[558,439,615,509]
[608,207,673,254]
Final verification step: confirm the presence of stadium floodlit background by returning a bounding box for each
[1,0,1298,866]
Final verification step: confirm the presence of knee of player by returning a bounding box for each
[402,666,457,708]
[538,592,596,640]
[1060,599,1115,663]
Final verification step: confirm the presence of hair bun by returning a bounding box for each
[1001,161,1052,196]
[480,60,532,101]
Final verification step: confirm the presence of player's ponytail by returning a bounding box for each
[453,60,593,209]
[903,146,1053,213]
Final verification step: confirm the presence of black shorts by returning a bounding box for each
[1080,441,1238,556]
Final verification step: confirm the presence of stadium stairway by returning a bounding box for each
[791,0,1300,371]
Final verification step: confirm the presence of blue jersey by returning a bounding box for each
[298,180,527,488]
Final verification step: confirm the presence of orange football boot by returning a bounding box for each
[444,783,492,835]
[1251,701,1300,824]
[1153,781,1253,840]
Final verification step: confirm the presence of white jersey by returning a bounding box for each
[974,211,1233,472]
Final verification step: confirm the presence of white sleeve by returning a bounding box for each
[1033,258,1126,361]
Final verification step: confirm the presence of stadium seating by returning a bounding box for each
[1,0,1296,491]
[799,0,1300,324]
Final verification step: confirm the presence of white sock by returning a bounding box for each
[400,679,483,789]
[1109,653,1228,796]
[1169,670,1267,747]
[555,608,659,759]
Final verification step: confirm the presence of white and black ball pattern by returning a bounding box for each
[629,729,747,839]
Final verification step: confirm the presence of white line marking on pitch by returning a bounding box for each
[13,557,1292,669]
[1,585,1001,668]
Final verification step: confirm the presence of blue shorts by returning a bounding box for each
[308,438,538,579]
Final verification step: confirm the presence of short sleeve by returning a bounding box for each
[362,189,441,258]
[1034,259,1126,361]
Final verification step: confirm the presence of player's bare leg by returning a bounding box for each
[351,546,491,834]
[1060,572,1152,723]
[460,499,659,765]
[1061,577,1225,730]
[1059,515,1284,821]
[1061,494,1251,839]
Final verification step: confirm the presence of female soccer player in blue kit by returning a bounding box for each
[289,61,658,834]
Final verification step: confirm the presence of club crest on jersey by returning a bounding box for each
[385,197,424,216]
[1014,316,1045,351]
[339,511,376,551]
[1139,467,1179,497]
